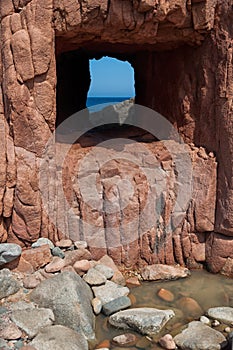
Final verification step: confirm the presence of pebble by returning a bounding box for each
[92,298,102,315]
[45,257,65,273]
[55,239,73,248]
[225,327,231,333]
[112,333,137,346]
[159,334,176,349]
[200,316,210,325]
[51,247,65,259]
[31,238,54,250]
[212,319,220,327]
[157,288,174,302]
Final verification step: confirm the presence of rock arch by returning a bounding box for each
[0,0,233,274]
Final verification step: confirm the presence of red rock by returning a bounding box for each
[55,239,73,248]
[73,259,92,273]
[45,256,65,273]
[21,245,52,271]
[0,323,22,340]
[126,276,141,286]
[4,256,34,274]
[64,249,92,267]
[96,339,110,349]
[158,288,175,302]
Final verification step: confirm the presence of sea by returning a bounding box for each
[86,96,130,112]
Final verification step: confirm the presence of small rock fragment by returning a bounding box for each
[91,297,102,315]
[159,334,176,350]
[112,333,137,346]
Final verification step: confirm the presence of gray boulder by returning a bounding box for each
[30,271,95,340]
[0,244,22,265]
[83,267,107,286]
[30,325,88,350]
[0,269,20,300]
[11,307,55,338]
[92,280,129,305]
[32,238,54,249]
[174,321,227,350]
[109,307,175,336]
[102,296,131,316]
[207,307,233,325]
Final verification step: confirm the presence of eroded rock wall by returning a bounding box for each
[0,0,232,274]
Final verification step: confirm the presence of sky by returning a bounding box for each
[88,56,135,97]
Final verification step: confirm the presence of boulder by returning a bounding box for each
[109,308,175,335]
[10,308,54,338]
[102,296,131,316]
[0,269,20,300]
[0,243,22,265]
[30,325,88,350]
[32,238,54,250]
[206,307,233,325]
[140,264,190,281]
[174,321,227,350]
[92,280,129,305]
[30,271,95,340]
[83,267,107,286]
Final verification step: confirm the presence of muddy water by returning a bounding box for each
[94,270,233,349]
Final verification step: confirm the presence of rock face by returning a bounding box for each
[30,271,95,341]
[0,0,232,274]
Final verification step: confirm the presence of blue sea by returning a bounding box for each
[86,97,130,112]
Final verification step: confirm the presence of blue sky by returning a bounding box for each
[88,57,135,97]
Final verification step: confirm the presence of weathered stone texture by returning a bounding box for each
[0,0,232,274]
